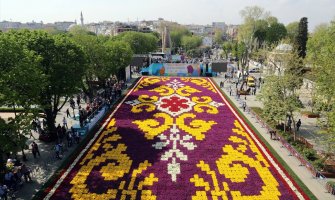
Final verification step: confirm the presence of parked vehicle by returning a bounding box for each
[249,67,260,73]
[247,76,256,87]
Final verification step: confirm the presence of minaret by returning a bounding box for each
[80,11,84,26]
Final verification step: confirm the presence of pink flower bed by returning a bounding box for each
[45,77,308,200]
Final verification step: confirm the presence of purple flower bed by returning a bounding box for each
[46,77,308,200]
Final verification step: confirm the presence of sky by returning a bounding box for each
[0,0,334,31]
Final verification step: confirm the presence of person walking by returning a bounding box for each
[31,141,40,158]
[296,119,302,131]
[0,183,8,200]
[243,102,247,112]
[66,108,71,118]
[20,164,32,182]
[55,143,62,159]
[63,117,68,129]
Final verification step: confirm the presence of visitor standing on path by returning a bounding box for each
[66,108,71,118]
[296,119,302,131]
[31,141,40,158]
[63,117,68,129]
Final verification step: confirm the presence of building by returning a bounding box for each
[226,25,239,40]
[212,22,227,32]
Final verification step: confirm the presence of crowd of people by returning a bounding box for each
[1,158,32,199]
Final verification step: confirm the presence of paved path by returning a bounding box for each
[0,99,87,200]
[213,77,335,200]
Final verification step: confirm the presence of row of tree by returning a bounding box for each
[0,27,158,157]
[236,6,335,152]
[218,6,308,72]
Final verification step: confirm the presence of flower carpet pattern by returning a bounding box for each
[45,77,308,200]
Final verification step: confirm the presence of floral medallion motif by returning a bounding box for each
[45,77,309,200]
[155,94,196,117]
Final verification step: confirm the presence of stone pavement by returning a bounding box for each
[0,98,88,200]
[212,76,335,200]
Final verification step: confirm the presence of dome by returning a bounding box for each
[275,43,293,52]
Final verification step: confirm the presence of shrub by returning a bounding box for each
[313,158,326,171]
[302,148,318,161]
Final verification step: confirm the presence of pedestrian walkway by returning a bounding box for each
[212,77,335,199]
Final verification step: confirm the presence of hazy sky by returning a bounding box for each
[1,0,334,30]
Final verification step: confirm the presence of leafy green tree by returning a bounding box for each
[265,22,287,45]
[181,35,202,52]
[238,6,271,71]
[296,17,308,59]
[104,40,133,78]
[0,32,46,158]
[8,30,87,134]
[307,20,335,153]
[114,31,157,54]
[258,73,303,140]
[238,6,270,43]
[259,49,304,140]
[222,41,233,59]
[170,26,191,49]
[214,29,224,45]
[286,22,299,44]
[70,31,112,96]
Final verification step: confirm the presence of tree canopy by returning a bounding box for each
[170,26,191,49]
[286,22,299,44]
[181,35,202,52]
[7,30,87,133]
[0,32,47,156]
[113,31,157,54]
[307,20,335,152]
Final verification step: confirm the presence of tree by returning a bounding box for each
[307,20,335,153]
[286,22,299,44]
[296,17,308,59]
[70,30,111,96]
[265,22,287,45]
[170,26,191,49]
[9,30,87,134]
[214,29,224,45]
[104,40,133,79]
[238,6,270,43]
[0,32,46,158]
[181,35,202,52]
[222,41,233,59]
[114,31,157,54]
[238,6,270,71]
[259,49,304,140]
